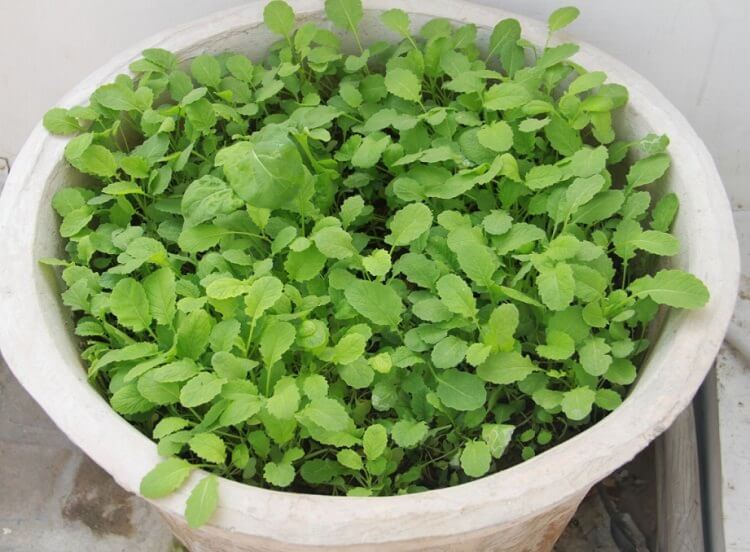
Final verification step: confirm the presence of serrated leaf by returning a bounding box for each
[189,433,226,464]
[391,420,428,448]
[385,202,432,246]
[384,68,421,103]
[629,269,709,309]
[344,280,404,327]
[140,458,194,498]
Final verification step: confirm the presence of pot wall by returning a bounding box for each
[160,490,584,552]
[0,1,739,551]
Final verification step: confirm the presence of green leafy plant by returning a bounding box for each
[42,0,708,527]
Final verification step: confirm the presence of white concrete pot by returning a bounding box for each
[0,1,739,550]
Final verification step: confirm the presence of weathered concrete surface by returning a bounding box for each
[0,357,175,552]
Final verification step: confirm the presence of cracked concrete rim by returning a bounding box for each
[0,0,740,548]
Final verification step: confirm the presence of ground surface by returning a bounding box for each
[1,351,655,552]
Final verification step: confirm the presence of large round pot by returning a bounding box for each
[0,0,739,550]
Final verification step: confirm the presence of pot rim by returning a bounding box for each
[0,0,739,546]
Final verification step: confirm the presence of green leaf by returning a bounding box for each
[568,71,607,95]
[206,277,250,300]
[152,359,200,383]
[564,175,605,217]
[488,19,524,76]
[548,6,580,32]
[477,121,514,152]
[363,424,388,460]
[185,475,219,529]
[180,373,226,408]
[494,223,546,255]
[110,384,154,414]
[352,133,390,168]
[215,136,306,210]
[477,351,537,384]
[176,310,212,360]
[336,449,363,470]
[484,83,531,111]
[340,195,365,228]
[178,224,226,253]
[43,108,81,134]
[650,193,679,232]
[431,335,468,369]
[153,417,191,439]
[394,252,442,289]
[482,210,513,235]
[568,146,608,178]
[260,320,296,367]
[73,145,118,178]
[264,461,295,487]
[60,206,93,238]
[578,337,612,376]
[325,0,363,33]
[330,333,367,365]
[595,388,623,411]
[185,98,216,132]
[221,395,263,426]
[545,115,582,156]
[266,376,300,420]
[537,330,575,360]
[539,44,581,70]
[627,154,670,188]
[380,9,411,37]
[300,397,353,432]
[436,369,486,411]
[140,458,194,498]
[481,424,514,459]
[391,420,428,448]
[536,263,575,311]
[436,274,477,319]
[143,267,176,326]
[190,55,222,88]
[264,0,295,37]
[561,387,596,421]
[110,278,152,332]
[189,433,226,464]
[413,297,451,322]
[245,276,284,319]
[344,280,404,327]
[525,165,562,191]
[313,226,354,259]
[384,68,421,103]
[93,83,140,111]
[457,244,499,286]
[630,230,680,256]
[181,175,242,227]
[460,440,492,477]
[362,249,392,277]
[629,269,710,309]
[483,303,519,351]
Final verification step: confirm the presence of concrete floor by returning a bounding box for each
[0,352,638,552]
[0,358,175,552]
